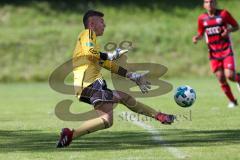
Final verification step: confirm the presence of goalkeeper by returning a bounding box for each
[56,10,175,148]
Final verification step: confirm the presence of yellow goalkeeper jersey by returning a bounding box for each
[73,29,123,97]
[72,29,102,96]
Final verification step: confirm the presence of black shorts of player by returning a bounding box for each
[79,79,114,105]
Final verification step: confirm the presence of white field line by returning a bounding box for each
[123,112,188,159]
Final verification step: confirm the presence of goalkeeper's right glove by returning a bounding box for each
[108,48,128,61]
[126,72,151,94]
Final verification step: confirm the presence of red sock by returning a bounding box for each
[234,73,240,82]
[221,83,235,102]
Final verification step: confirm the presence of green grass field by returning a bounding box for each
[1,78,240,160]
[1,1,240,159]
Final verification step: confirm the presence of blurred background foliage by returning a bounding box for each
[0,0,239,82]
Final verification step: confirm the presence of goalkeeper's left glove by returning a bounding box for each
[108,48,128,61]
[126,72,151,94]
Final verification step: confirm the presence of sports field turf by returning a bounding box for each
[0,78,240,160]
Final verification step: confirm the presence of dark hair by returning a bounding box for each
[203,0,216,2]
[83,10,104,29]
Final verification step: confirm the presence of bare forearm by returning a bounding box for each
[229,25,239,32]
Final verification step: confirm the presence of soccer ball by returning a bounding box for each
[174,85,196,108]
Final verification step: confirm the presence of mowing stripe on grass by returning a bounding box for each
[123,112,188,159]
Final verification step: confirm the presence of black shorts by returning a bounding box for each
[79,79,114,105]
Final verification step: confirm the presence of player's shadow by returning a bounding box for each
[0,129,240,152]
[158,129,240,147]
[0,130,155,152]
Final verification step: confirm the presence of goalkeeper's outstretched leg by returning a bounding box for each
[56,89,174,148]
[56,102,114,148]
[112,90,175,125]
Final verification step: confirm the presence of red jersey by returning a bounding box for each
[197,9,238,59]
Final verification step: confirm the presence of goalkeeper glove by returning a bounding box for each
[108,48,128,61]
[127,72,151,94]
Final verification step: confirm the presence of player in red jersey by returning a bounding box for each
[193,0,240,108]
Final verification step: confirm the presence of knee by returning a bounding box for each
[216,74,226,84]
[226,73,235,81]
[103,118,113,128]
[114,91,127,101]
[101,113,113,128]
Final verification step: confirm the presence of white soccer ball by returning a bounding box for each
[174,85,196,108]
